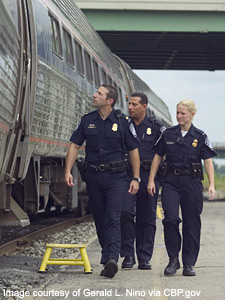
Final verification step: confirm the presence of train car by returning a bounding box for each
[0,0,172,229]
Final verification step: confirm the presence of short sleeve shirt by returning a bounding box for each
[156,124,217,169]
[133,115,165,161]
[70,109,139,162]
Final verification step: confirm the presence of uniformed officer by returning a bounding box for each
[65,85,140,278]
[120,92,165,270]
[148,99,217,276]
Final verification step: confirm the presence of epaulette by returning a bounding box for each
[122,114,131,122]
[194,127,205,135]
[154,119,163,125]
[166,125,177,131]
[82,110,96,117]
[149,114,156,122]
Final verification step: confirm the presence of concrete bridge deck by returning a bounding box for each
[76,1,225,70]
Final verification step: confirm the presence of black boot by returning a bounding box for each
[183,265,196,276]
[100,259,118,278]
[164,257,180,275]
[122,256,136,268]
[138,260,151,270]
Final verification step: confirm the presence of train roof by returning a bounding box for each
[123,62,172,122]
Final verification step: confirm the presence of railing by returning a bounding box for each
[213,143,225,149]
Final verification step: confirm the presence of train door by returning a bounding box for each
[0,0,37,227]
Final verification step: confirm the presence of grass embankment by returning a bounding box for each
[202,172,225,193]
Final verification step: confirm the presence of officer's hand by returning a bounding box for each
[128,180,139,194]
[65,171,74,187]
[147,181,155,196]
[208,185,215,200]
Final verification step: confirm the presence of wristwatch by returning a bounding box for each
[132,177,141,183]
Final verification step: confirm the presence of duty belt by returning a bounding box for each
[88,162,110,171]
[87,160,126,172]
[167,166,191,176]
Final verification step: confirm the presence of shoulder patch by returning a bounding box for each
[75,119,81,131]
[155,128,165,145]
[205,137,215,151]
[160,125,166,133]
[129,122,137,137]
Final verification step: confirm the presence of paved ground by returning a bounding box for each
[6,201,225,300]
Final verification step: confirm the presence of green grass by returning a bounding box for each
[202,172,225,190]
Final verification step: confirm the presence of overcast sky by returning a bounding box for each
[134,70,225,144]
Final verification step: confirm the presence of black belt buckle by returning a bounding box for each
[174,169,181,175]
[98,164,106,171]
[141,160,152,171]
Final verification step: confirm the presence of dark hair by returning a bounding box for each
[102,84,118,107]
[131,92,148,105]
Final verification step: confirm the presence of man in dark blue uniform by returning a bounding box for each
[120,92,165,270]
[65,85,140,278]
[148,99,217,276]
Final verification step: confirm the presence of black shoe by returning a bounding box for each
[122,256,136,268]
[100,259,118,278]
[138,261,151,270]
[164,257,180,275]
[183,265,196,276]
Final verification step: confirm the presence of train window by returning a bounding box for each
[74,40,84,76]
[118,87,123,108]
[49,14,62,57]
[93,60,100,88]
[63,28,74,67]
[114,83,120,107]
[84,50,93,83]
[102,69,107,84]
[107,76,112,86]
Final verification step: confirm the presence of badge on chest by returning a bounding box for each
[112,123,118,131]
[192,139,198,147]
[146,128,152,135]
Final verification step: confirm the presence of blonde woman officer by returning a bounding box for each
[147,99,217,276]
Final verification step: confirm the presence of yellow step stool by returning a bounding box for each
[156,205,163,219]
[39,243,92,274]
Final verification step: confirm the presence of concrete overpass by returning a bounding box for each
[213,143,225,158]
[76,1,225,70]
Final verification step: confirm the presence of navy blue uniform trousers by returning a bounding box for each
[161,174,203,266]
[85,167,127,264]
[121,170,159,262]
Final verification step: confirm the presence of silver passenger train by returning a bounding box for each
[0,0,172,229]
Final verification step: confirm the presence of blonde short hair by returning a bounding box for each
[177,99,197,114]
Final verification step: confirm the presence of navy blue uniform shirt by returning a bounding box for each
[133,115,165,161]
[70,109,139,162]
[156,124,217,168]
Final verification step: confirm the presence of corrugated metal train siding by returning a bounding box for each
[30,62,91,156]
[0,2,20,173]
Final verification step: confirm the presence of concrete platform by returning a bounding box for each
[29,201,225,300]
